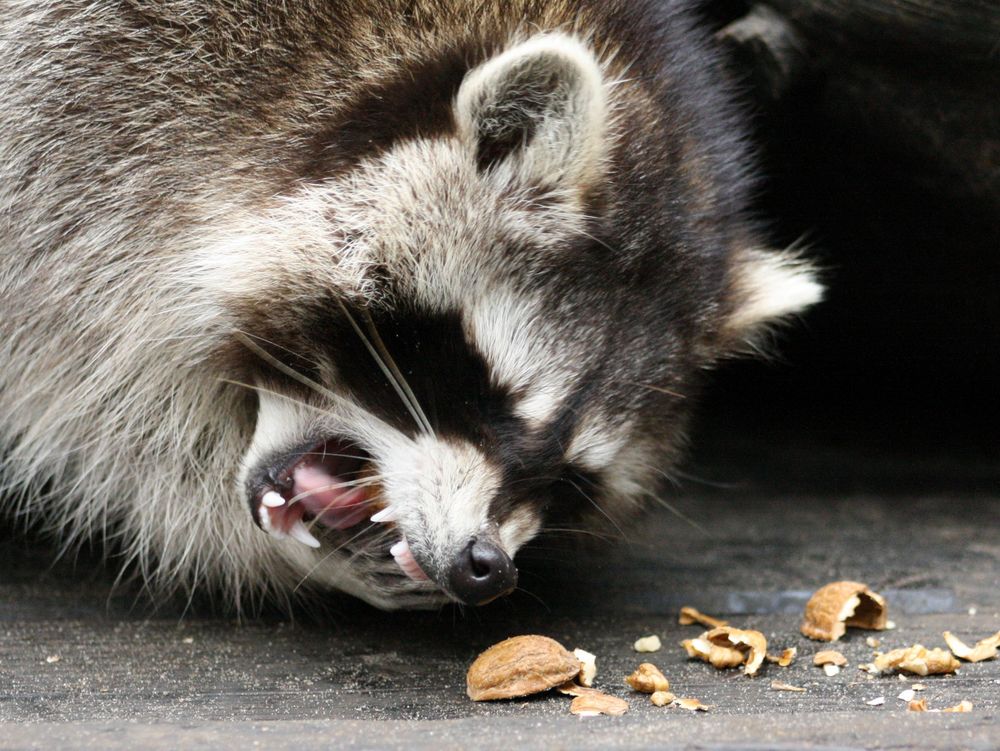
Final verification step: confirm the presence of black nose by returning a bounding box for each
[448,538,518,605]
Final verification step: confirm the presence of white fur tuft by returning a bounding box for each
[726,250,824,338]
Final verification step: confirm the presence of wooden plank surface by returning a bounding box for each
[0,443,997,748]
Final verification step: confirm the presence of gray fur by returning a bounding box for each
[0,1,819,611]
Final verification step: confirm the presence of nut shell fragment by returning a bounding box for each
[682,637,745,670]
[625,663,669,694]
[942,630,1000,663]
[907,698,928,712]
[801,581,887,642]
[705,627,768,676]
[813,650,847,667]
[678,606,728,629]
[573,648,598,687]
[673,697,711,712]
[872,644,960,676]
[650,690,675,706]
[467,635,582,701]
[771,681,806,692]
[569,691,629,717]
[766,647,797,667]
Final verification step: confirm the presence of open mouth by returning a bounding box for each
[248,437,429,582]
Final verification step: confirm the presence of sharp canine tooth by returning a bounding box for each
[289,520,321,549]
[259,507,287,539]
[370,507,397,523]
[262,491,285,508]
[389,539,408,557]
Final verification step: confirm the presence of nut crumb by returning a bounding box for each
[766,647,797,667]
[908,698,928,712]
[897,689,915,702]
[941,700,972,713]
[866,636,881,648]
[45,655,60,664]
[650,690,675,706]
[866,696,886,706]
[823,664,841,677]
[633,635,662,653]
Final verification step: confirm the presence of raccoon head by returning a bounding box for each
[210,34,820,609]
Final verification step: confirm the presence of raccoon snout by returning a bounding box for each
[447,538,517,606]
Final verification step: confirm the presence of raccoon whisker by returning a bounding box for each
[360,308,437,439]
[668,468,741,490]
[286,476,396,507]
[219,377,397,449]
[539,526,622,542]
[291,523,386,595]
[298,451,372,462]
[617,380,687,399]
[644,489,712,539]
[334,300,434,437]
[512,585,551,612]
[557,475,627,540]
[232,332,347,410]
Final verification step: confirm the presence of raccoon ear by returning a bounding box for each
[722,249,824,344]
[455,34,606,188]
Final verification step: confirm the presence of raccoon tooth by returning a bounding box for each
[370,507,397,523]
[389,539,408,558]
[261,491,286,508]
[258,506,287,539]
[289,520,321,549]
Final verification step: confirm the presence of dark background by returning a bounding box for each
[687,0,999,486]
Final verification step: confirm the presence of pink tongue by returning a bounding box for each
[292,464,371,530]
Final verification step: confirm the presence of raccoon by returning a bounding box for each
[0,0,821,611]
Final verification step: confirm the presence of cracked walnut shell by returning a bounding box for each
[467,635,582,701]
[801,581,887,642]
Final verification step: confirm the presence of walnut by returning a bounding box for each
[800,581,887,641]
[625,663,669,693]
[872,644,960,676]
[466,635,582,701]
[684,627,768,676]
